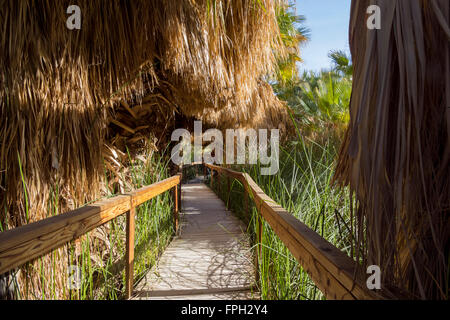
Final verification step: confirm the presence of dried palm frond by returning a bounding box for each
[0,0,290,299]
[334,0,449,299]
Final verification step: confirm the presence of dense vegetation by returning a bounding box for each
[3,149,175,299]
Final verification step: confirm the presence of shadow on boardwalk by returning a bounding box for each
[132,181,258,300]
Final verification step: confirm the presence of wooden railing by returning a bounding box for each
[205,164,384,300]
[0,162,384,300]
[0,174,182,299]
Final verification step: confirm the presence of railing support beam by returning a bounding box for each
[173,185,179,234]
[227,176,231,209]
[125,205,136,300]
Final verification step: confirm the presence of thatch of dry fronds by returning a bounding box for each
[0,0,290,298]
[334,0,449,299]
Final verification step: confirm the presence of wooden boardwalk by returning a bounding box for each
[132,182,258,300]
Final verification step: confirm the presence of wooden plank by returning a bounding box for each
[134,286,258,300]
[132,175,180,206]
[0,195,131,274]
[162,242,251,255]
[143,292,257,300]
[137,273,254,292]
[125,206,136,299]
[154,258,253,269]
[147,267,254,281]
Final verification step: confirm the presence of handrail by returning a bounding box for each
[205,163,383,300]
[0,174,182,299]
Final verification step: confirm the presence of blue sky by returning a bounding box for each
[294,0,352,72]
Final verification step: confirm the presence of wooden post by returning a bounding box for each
[211,169,214,188]
[217,172,221,196]
[227,176,231,209]
[125,206,135,300]
[258,214,263,257]
[178,167,182,211]
[173,185,179,233]
[179,183,182,213]
[255,212,263,283]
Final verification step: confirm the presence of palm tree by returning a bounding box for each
[328,50,353,78]
[274,3,310,85]
[299,72,351,124]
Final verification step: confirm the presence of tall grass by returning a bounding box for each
[6,149,176,300]
[74,150,175,300]
[209,135,353,300]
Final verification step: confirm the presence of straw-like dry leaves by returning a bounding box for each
[334,0,449,299]
[0,0,290,298]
